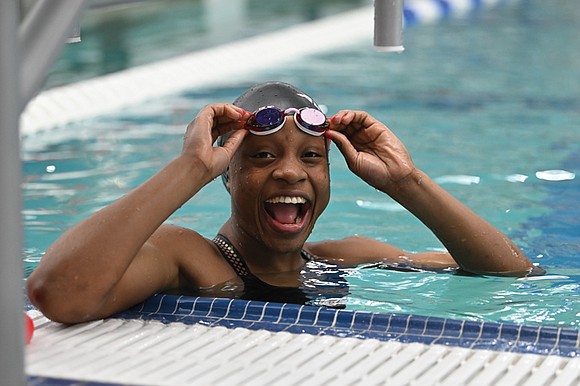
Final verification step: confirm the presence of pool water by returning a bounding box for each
[23,0,579,327]
[46,0,368,88]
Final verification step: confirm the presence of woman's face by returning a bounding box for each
[227,118,330,253]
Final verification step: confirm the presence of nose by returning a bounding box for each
[271,155,307,185]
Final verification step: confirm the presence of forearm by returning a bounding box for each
[389,169,534,275]
[28,155,208,304]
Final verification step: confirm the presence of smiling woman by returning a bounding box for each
[26,81,538,324]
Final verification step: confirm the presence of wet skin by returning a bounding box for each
[220,119,330,274]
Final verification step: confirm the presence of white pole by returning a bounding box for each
[19,0,87,112]
[0,1,25,383]
[0,1,87,384]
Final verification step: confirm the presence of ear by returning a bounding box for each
[222,167,231,193]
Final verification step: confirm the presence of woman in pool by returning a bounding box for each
[27,81,540,323]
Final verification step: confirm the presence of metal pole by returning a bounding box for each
[374,0,405,52]
[0,1,25,384]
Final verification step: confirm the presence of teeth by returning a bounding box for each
[266,196,306,204]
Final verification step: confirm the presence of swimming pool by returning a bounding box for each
[23,0,579,331]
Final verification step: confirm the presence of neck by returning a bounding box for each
[218,219,305,274]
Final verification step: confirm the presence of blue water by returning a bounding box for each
[23,0,579,327]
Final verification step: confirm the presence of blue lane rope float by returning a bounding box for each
[404,0,515,26]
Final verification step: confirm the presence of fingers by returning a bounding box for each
[194,103,251,137]
[324,130,359,167]
[329,110,374,132]
[219,128,249,158]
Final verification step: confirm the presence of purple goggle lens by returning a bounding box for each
[245,106,328,136]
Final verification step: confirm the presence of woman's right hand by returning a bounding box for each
[182,103,251,181]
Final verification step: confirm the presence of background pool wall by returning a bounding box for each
[21,0,520,136]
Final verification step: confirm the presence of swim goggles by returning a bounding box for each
[245,106,329,136]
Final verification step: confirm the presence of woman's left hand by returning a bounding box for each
[326,110,416,194]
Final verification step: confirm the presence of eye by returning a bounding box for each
[303,151,322,158]
[253,151,274,159]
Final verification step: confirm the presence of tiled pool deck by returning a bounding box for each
[26,295,580,385]
[86,294,580,358]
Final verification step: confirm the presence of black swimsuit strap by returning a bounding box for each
[300,249,316,262]
[212,234,250,277]
[212,234,315,277]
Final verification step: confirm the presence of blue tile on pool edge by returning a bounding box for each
[406,315,428,335]
[263,303,285,321]
[460,321,483,338]
[558,328,580,346]
[517,325,541,343]
[442,318,463,338]
[223,299,249,319]
[479,322,501,340]
[314,308,338,327]
[191,298,213,315]
[499,324,521,341]
[212,319,257,330]
[333,310,355,328]
[388,315,410,333]
[369,313,391,331]
[510,341,554,356]
[321,327,376,340]
[537,326,560,346]
[206,298,231,318]
[352,312,373,330]
[244,302,269,321]
[425,318,445,336]
[471,337,513,352]
[356,330,393,341]
[134,300,161,313]
[398,334,437,346]
[284,324,325,335]
[432,336,477,349]
[297,307,320,325]
[279,304,301,324]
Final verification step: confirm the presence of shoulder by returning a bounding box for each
[304,236,405,266]
[149,224,236,288]
[148,224,210,253]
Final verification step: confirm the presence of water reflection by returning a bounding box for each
[47,0,368,88]
[345,266,580,327]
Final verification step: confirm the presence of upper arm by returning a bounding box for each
[36,224,213,323]
[104,225,233,317]
[57,225,185,322]
[305,236,458,269]
[99,236,180,318]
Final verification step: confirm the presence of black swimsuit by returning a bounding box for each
[212,234,348,307]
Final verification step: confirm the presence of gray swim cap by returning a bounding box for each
[219,81,325,189]
[233,81,322,112]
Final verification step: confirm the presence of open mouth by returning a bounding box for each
[264,195,311,228]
